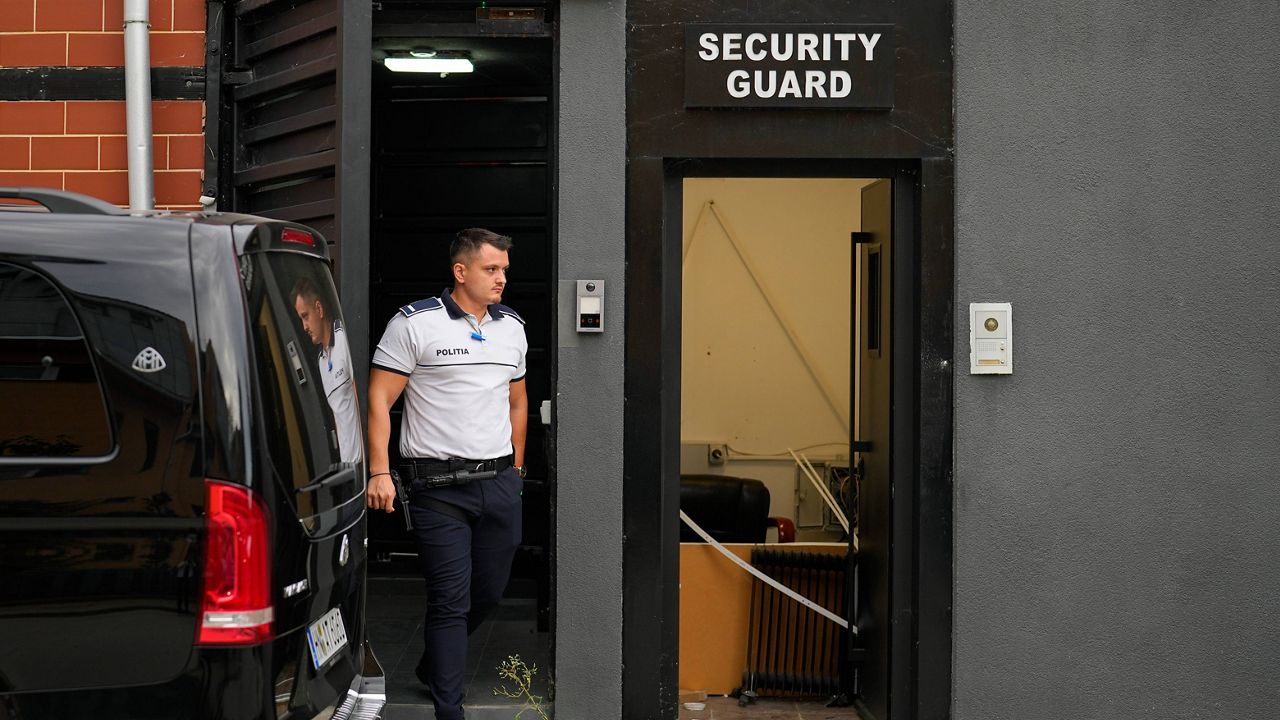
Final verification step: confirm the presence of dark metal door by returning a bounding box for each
[206,0,371,375]
[855,178,893,718]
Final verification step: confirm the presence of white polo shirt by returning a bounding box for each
[318,320,363,464]
[371,289,527,461]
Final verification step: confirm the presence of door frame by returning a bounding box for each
[622,157,953,720]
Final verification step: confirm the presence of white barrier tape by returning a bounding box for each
[679,510,853,632]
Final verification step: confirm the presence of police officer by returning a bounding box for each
[366,228,528,720]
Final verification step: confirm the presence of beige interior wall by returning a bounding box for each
[681,177,873,520]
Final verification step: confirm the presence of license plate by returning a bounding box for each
[306,607,349,670]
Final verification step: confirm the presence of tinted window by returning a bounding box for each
[242,252,363,506]
[0,263,112,458]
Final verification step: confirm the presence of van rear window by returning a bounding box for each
[242,252,363,509]
[0,263,113,458]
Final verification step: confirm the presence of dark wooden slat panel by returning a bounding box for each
[233,55,336,101]
[249,124,337,167]
[239,172,333,208]
[239,106,336,145]
[250,198,335,223]
[300,215,335,240]
[235,0,286,17]
[242,11,337,60]
[234,149,336,186]
[222,0,349,259]
[244,30,336,79]
[242,83,335,126]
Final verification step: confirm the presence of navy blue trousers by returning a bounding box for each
[408,466,522,720]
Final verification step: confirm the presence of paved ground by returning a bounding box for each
[367,575,857,719]
[678,697,862,720]
[366,575,552,719]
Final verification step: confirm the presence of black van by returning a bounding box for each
[0,189,382,720]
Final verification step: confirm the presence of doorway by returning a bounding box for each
[676,176,890,718]
[363,17,556,711]
[623,160,947,720]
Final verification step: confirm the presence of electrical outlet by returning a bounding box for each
[707,444,727,465]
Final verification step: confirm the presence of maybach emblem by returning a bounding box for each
[131,347,166,373]
[338,534,350,567]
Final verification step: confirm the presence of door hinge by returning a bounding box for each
[223,70,253,86]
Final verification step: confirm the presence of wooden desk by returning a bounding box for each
[678,542,847,695]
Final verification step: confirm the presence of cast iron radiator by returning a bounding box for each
[740,547,851,696]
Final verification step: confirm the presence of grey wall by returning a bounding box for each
[955,2,1280,718]
[556,0,626,716]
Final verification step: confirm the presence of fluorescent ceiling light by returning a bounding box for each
[384,57,474,73]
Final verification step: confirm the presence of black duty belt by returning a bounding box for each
[398,455,512,488]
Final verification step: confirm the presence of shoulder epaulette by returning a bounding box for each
[492,304,525,324]
[400,298,443,317]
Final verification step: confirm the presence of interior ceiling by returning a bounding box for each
[372,0,553,89]
[373,36,551,89]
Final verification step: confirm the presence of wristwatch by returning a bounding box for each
[515,465,527,479]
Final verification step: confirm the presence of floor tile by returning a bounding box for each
[368,617,420,645]
[368,575,550,711]
[676,697,863,720]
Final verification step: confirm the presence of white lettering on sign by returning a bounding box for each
[727,70,855,100]
[834,33,858,61]
[771,33,794,61]
[859,33,881,61]
[805,70,826,98]
[797,33,819,61]
[831,70,851,98]
[698,32,718,61]
[699,31,882,64]
[722,32,742,61]
[687,25,893,107]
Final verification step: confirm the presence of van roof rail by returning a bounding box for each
[0,187,128,215]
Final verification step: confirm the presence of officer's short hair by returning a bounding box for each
[451,228,513,265]
[292,276,322,307]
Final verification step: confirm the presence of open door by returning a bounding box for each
[206,0,371,369]
[854,178,892,719]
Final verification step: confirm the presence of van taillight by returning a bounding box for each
[197,481,274,645]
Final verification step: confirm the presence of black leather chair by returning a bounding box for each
[679,474,796,543]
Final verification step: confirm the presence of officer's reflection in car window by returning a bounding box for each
[292,276,363,464]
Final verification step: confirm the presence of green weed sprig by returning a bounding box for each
[493,654,551,720]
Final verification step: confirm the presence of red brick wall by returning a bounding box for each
[0,0,206,210]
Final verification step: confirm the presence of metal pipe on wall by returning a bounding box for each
[123,0,154,212]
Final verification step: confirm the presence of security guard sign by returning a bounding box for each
[684,24,895,109]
